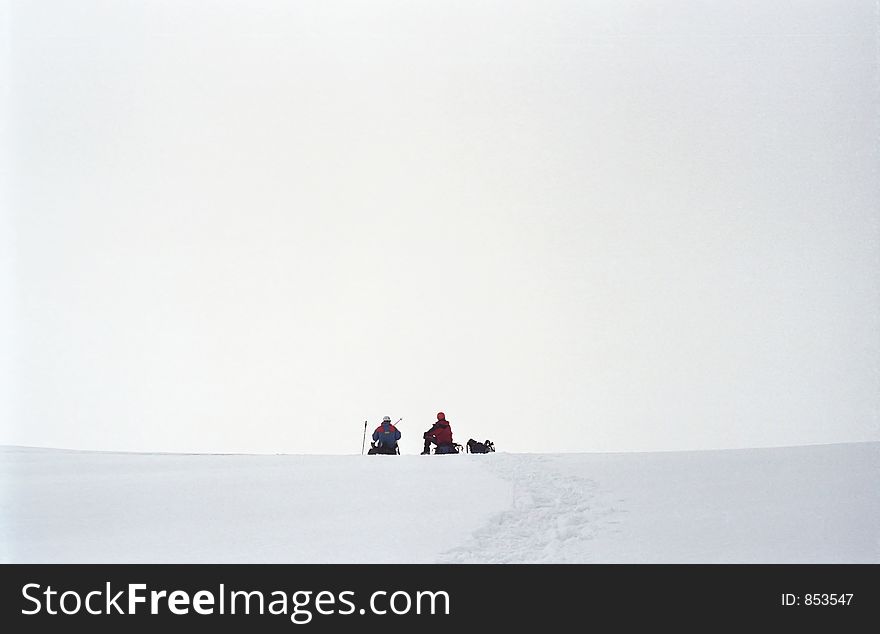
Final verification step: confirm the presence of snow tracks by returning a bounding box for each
[438,454,621,563]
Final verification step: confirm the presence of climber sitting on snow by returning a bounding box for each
[422,412,457,454]
[369,416,401,455]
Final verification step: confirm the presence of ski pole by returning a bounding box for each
[361,421,368,455]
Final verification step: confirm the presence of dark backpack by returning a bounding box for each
[367,442,399,455]
[466,439,495,454]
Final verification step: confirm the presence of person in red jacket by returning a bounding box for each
[422,412,456,454]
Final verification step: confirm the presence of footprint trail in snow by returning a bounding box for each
[439,454,623,563]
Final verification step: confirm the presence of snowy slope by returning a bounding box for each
[1,443,877,563]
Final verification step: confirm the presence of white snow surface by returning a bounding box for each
[1,442,877,563]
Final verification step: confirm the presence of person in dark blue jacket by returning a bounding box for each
[369,416,401,455]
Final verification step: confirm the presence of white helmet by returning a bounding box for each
[382,416,391,423]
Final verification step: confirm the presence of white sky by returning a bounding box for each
[2,0,878,454]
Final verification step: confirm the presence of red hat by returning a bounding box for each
[437,412,445,420]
